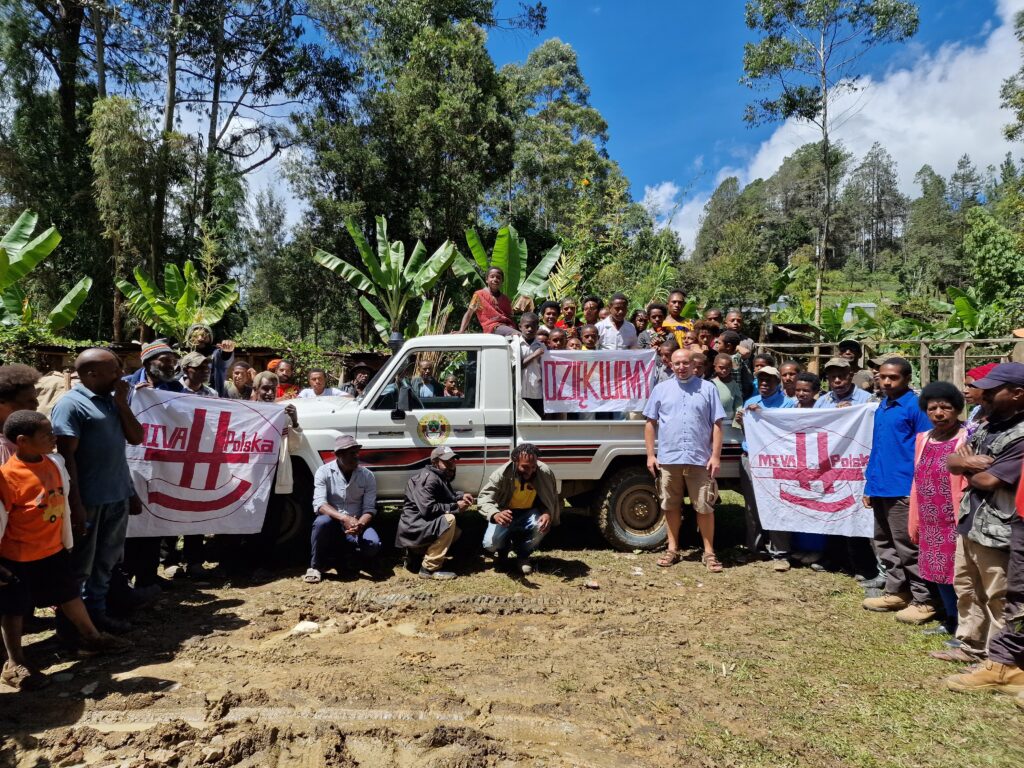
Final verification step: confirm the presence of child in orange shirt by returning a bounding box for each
[0,411,123,690]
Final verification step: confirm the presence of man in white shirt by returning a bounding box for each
[596,293,638,350]
[298,368,344,398]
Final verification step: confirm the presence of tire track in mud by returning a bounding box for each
[329,590,621,616]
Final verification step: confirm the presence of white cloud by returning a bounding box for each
[656,0,1024,253]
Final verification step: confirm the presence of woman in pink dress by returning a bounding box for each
[909,381,968,637]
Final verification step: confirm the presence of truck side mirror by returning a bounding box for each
[391,382,411,420]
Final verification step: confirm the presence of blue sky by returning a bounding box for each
[486,0,1018,248]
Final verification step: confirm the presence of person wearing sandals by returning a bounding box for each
[643,347,726,573]
[907,382,968,645]
[305,434,379,584]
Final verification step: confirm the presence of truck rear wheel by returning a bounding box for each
[595,466,666,551]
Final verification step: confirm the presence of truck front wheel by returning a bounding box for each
[595,467,666,551]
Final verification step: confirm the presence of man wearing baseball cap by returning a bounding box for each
[815,358,872,409]
[396,445,475,580]
[945,363,1024,694]
[305,434,380,583]
[736,365,796,571]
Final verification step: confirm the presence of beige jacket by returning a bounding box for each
[274,423,303,495]
[477,460,560,525]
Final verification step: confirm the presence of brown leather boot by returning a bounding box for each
[895,603,937,625]
[945,661,1024,694]
[862,592,911,612]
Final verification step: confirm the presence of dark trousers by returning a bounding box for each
[310,514,382,571]
[989,515,1024,667]
[739,454,791,558]
[934,582,958,634]
[220,492,287,573]
[824,535,879,578]
[871,496,931,604]
[124,535,205,586]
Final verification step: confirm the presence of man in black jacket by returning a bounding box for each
[396,446,474,580]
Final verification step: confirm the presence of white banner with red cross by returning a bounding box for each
[125,388,289,537]
[745,403,878,537]
[541,349,658,413]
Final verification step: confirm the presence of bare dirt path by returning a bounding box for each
[1,521,1020,768]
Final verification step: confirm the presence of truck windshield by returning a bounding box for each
[371,350,478,411]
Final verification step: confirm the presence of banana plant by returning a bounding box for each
[313,216,456,343]
[116,261,239,340]
[933,286,1004,337]
[0,210,93,332]
[456,224,562,310]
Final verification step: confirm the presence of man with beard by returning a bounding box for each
[396,446,474,580]
[123,341,184,399]
[479,443,560,576]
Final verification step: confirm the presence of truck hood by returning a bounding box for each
[290,395,361,431]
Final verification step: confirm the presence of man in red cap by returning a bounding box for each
[945,363,1024,694]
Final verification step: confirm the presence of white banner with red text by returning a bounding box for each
[125,388,289,537]
[744,402,878,537]
[540,349,658,413]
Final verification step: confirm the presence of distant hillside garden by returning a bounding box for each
[0,0,1023,357]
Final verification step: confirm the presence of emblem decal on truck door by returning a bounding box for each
[417,413,451,445]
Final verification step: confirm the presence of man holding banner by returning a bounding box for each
[643,348,726,572]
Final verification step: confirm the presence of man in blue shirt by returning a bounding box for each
[862,357,934,622]
[122,340,184,401]
[814,358,872,409]
[812,357,879,583]
[644,348,726,572]
[120,339,185,596]
[51,349,145,636]
[306,434,380,582]
[737,366,796,571]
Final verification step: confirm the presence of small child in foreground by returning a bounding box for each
[0,411,124,691]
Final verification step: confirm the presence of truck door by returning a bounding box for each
[355,347,486,500]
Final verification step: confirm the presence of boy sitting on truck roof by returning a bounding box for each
[456,266,516,336]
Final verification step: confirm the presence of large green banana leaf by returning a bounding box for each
[46,277,93,332]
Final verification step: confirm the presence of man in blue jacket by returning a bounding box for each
[862,357,934,623]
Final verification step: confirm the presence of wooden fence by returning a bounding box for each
[754,338,1024,386]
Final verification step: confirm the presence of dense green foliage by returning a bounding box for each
[0,0,683,348]
[0,0,1020,354]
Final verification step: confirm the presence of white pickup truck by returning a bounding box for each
[284,333,742,551]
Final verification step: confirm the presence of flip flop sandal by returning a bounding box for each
[303,568,322,584]
[702,553,724,573]
[657,550,682,567]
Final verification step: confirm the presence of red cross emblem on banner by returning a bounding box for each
[143,408,253,512]
[771,431,862,513]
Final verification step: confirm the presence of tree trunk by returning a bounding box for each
[92,4,107,99]
[112,237,123,342]
[54,3,85,169]
[151,0,180,278]
[201,13,226,220]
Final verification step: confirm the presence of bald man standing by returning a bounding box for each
[51,349,144,637]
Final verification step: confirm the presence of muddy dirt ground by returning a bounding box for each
[1,508,1020,768]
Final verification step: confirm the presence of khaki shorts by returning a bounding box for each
[658,464,718,515]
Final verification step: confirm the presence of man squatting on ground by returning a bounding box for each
[478,443,559,576]
[396,445,475,580]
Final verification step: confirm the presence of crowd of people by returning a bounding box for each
[459,271,1024,704]
[0,281,1022,711]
